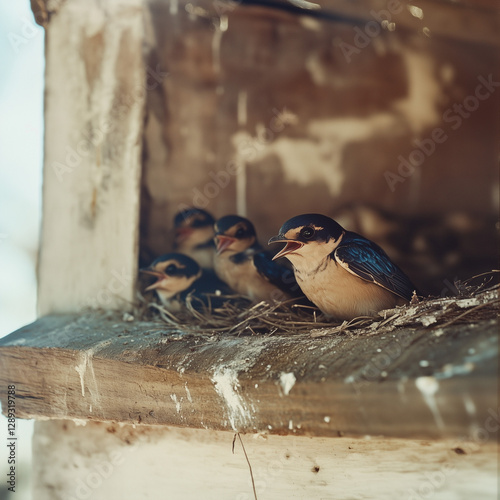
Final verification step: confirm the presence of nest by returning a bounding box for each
[133,271,499,338]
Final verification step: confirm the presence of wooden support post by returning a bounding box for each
[37,0,145,315]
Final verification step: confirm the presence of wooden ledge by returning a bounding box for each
[0,313,497,439]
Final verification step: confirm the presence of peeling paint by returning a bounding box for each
[415,376,444,430]
[306,53,327,85]
[280,372,296,396]
[463,394,477,417]
[246,49,443,197]
[436,362,475,379]
[170,394,181,413]
[73,345,105,414]
[185,383,193,403]
[212,367,251,430]
[74,350,95,397]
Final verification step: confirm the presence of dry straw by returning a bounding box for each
[135,271,499,338]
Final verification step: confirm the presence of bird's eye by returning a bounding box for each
[165,264,177,276]
[300,227,315,239]
[235,227,245,238]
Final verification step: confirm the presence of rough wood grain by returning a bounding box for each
[32,419,499,500]
[0,313,497,439]
[37,0,145,315]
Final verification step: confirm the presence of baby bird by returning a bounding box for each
[141,253,230,312]
[173,208,216,270]
[269,214,416,320]
[213,215,301,302]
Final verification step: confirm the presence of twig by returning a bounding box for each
[463,270,500,284]
[439,299,500,329]
[233,433,257,500]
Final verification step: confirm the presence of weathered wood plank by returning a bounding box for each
[37,0,145,315]
[32,419,499,500]
[0,313,497,439]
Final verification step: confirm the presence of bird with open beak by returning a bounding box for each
[173,208,216,270]
[269,213,416,320]
[213,215,302,302]
[140,253,230,312]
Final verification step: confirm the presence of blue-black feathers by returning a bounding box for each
[252,248,303,298]
[174,208,215,229]
[334,232,415,300]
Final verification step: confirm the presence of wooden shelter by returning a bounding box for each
[1,0,498,498]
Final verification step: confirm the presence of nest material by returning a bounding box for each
[134,272,499,338]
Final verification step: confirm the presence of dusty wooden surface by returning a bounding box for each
[0,312,497,439]
[32,419,499,500]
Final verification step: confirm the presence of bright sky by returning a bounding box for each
[0,1,44,338]
[0,5,43,494]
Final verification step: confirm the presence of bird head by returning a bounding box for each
[140,253,202,298]
[269,214,344,267]
[174,208,215,250]
[214,215,257,255]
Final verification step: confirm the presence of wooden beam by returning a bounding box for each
[0,313,497,439]
[37,0,145,315]
[235,0,500,46]
[32,420,499,500]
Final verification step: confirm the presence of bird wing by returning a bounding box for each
[334,233,415,300]
[253,250,303,297]
[189,270,233,296]
[180,271,234,309]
